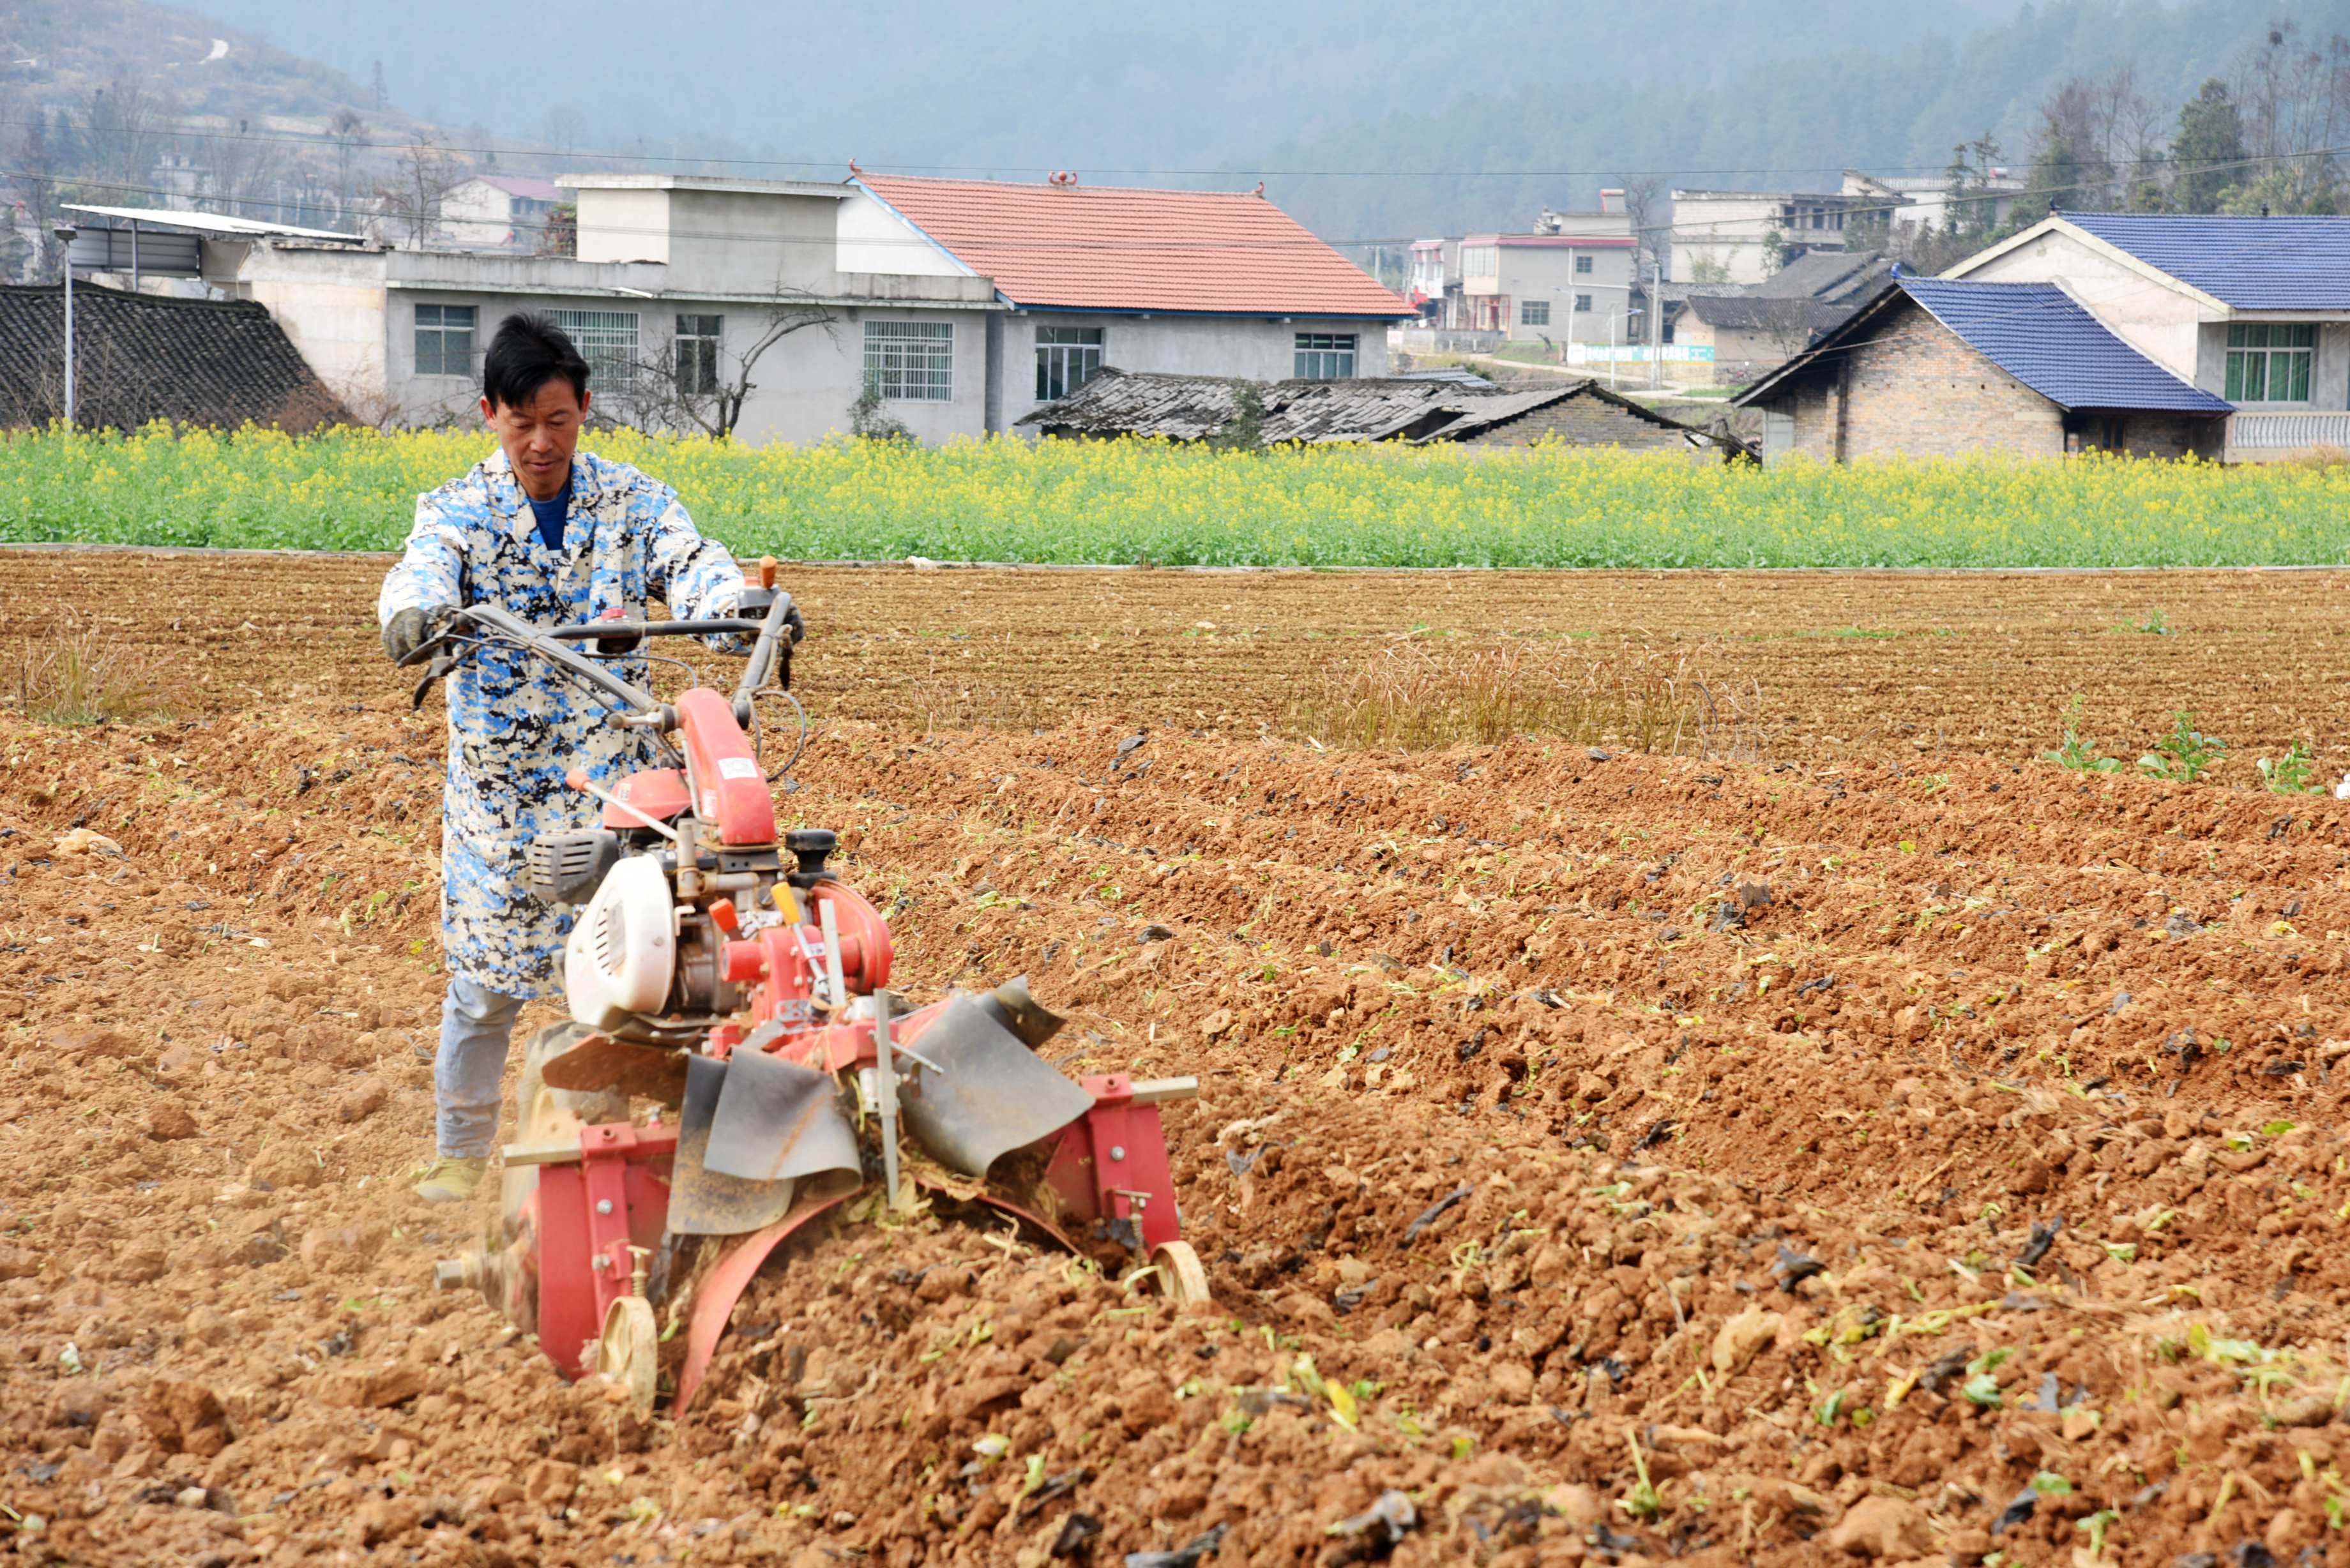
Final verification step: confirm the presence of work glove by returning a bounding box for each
[780,598,807,645]
[382,605,450,665]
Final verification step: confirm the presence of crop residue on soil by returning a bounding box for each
[3,556,2350,1564]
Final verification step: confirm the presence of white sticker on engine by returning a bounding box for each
[717,757,761,780]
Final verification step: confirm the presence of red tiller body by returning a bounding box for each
[675,688,775,845]
[529,1122,676,1379]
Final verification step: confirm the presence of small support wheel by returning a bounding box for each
[598,1295,659,1410]
[1150,1240,1211,1311]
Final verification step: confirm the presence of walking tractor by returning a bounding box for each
[405,564,1206,1413]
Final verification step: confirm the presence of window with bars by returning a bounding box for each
[863,320,955,401]
[547,308,642,393]
[414,303,476,378]
[2225,323,2316,402]
[1519,299,1550,326]
[1294,332,1357,379]
[674,313,723,396]
[1035,325,1103,401]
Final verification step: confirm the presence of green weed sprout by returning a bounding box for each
[2138,712,2225,783]
[2041,696,2120,773]
[2257,743,2323,795]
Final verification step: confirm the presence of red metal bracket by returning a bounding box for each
[1041,1074,1182,1256]
[535,1124,678,1379]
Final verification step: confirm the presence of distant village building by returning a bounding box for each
[1734,273,2231,464]
[97,170,1406,444]
[1840,168,2026,236]
[1017,367,1733,458]
[1655,250,1896,384]
[439,175,564,252]
[1669,189,1870,285]
[1459,202,1637,343]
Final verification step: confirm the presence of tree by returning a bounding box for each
[2172,79,2248,213]
[601,290,839,440]
[74,80,173,192]
[375,139,466,248]
[329,112,367,210]
[198,117,286,222]
[1685,252,1732,285]
[2028,76,2116,214]
[1605,172,1669,278]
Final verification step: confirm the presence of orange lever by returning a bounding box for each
[758,555,778,591]
[709,897,741,935]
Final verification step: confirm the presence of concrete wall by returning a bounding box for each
[229,246,395,421]
[992,312,1393,429]
[1672,317,1810,386]
[665,189,843,294]
[575,188,672,266]
[836,188,970,278]
[1496,246,1636,342]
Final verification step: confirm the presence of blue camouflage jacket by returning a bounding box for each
[379,448,745,999]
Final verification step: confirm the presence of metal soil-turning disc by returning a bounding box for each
[1151,1241,1212,1312]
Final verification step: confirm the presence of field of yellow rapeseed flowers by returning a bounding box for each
[4,424,2348,568]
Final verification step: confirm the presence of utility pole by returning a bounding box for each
[1651,260,1664,391]
[1563,247,1577,371]
[54,224,76,429]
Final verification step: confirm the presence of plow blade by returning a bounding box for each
[707,1048,861,1183]
[899,996,1093,1177]
[667,1055,800,1236]
[540,1032,690,1106]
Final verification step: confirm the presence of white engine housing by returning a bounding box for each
[565,855,676,1031]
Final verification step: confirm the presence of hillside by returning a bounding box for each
[0,0,403,128]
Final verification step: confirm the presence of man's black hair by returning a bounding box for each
[483,312,591,409]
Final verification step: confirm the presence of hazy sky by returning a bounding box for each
[180,0,2035,171]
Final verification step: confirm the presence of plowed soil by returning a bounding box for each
[6,550,2350,1567]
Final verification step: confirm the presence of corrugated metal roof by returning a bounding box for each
[1895,275,2233,413]
[2064,211,2350,310]
[856,174,1410,318]
[62,202,360,242]
[1014,370,1701,445]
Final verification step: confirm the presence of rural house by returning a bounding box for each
[1669,188,1872,285]
[0,278,346,432]
[1456,208,1638,345]
[1944,211,2350,461]
[139,169,1400,444]
[438,175,565,252]
[1733,272,2231,464]
[1016,368,1729,456]
[842,172,1411,430]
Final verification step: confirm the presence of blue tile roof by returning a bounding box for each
[1895,275,2233,414]
[2063,211,2350,310]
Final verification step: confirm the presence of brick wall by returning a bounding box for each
[2077,414,2223,461]
[1766,295,2065,460]
[1464,393,1694,451]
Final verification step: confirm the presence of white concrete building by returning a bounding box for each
[1669,190,1871,285]
[181,169,1404,445]
[1457,218,1637,345]
[1945,211,2350,462]
[439,176,565,253]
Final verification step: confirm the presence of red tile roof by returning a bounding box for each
[856,174,1410,319]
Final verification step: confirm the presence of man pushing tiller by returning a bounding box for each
[379,313,799,1204]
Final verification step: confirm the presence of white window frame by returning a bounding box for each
[1574,293,1595,313]
[1462,245,1499,279]
[864,319,955,402]
[547,308,642,394]
[1294,331,1357,379]
[1519,299,1550,326]
[414,303,476,379]
[674,313,723,396]
[1573,254,1594,275]
[1035,324,1103,402]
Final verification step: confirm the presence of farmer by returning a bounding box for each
[379,312,782,1204]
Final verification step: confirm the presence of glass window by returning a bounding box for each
[2225,322,2315,403]
[547,308,642,393]
[865,320,954,401]
[414,303,476,378]
[674,313,723,396]
[1294,331,1357,379]
[1035,324,1103,401]
[1573,255,1594,275]
[1519,299,1550,326]
[1575,294,1595,313]
[1462,245,1499,278]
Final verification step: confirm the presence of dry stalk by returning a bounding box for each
[10,615,170,726]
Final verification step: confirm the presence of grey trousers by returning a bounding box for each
[435,976,525,1158]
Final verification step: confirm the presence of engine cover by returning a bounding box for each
[565,856,678,1031]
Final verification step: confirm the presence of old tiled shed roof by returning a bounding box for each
[0,281,349,432]
[856,174,1411,318]
[1015,369,1718,448]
